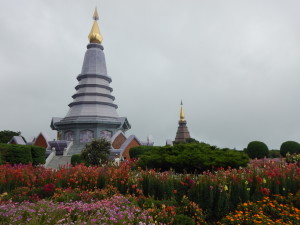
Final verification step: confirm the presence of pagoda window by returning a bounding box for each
[100,130,112,140]
[80,130,94,143]
[65,131,74,141]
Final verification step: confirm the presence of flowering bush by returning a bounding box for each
[286,153,300,164]
[219,192,300,224]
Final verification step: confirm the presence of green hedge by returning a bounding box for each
[31,146,46,165]
[0,144,46,165]
[136,143,249,173]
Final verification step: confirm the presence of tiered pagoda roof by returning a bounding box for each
[51,8,130,131]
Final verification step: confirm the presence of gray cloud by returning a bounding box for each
[1,0,300,150]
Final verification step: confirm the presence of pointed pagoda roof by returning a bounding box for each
[52,8,131,132]
[175,101,191,143]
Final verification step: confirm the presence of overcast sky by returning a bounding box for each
[1,0,300,149]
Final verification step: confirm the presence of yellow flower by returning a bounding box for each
[224,185,229,191]
[263,178,266,184]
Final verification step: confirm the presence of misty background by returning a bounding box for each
[1,0,300,149]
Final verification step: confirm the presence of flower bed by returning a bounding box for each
[0,159,299,223]
[0,195,154,225]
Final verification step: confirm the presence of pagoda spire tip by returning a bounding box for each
[93,7,99,20]
[180,101,185,121]
[88,8,103,44]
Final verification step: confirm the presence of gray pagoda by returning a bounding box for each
[174,101,191,143]
[51,9,130,154]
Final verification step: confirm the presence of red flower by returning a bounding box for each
[43,183,55,193]
[259,187,270,195]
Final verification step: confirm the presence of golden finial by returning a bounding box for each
[88,8,103,44]
[180,100,185,121]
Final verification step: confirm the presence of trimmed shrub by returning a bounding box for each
[137,143,249,173]
[3,144,32,164]
[245,141,269,159]
[30,146,46,165]
[71,154,84,166]
[280,141,300,157]
[129,146,160,159]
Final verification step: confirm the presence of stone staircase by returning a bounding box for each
[67,143,86,155]
[46,156,72,170]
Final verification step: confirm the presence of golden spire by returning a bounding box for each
[180,100,185,121]
[88,8,103,44]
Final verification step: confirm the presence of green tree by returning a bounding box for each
[81,138,110,165]
[280,141,300,157]
[0,130,21,143]
[245,141,269,159]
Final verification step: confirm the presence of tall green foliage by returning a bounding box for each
[245,141,269,159]
[30,146,46,165]
[134,143,249,173]
[268,150,281,158]
[129,146,160,159]
[81,138,111,165]
[280,141,300,157]
[71,154,85,166]
[0,130,21,143]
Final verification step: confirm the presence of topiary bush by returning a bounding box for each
[30,146,46,165]
[245,141,269,159]
[280,141,300,157]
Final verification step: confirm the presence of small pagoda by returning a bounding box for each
[51,9,131,155]
[174,101,191,143]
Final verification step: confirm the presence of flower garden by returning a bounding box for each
[0,159,299,224]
